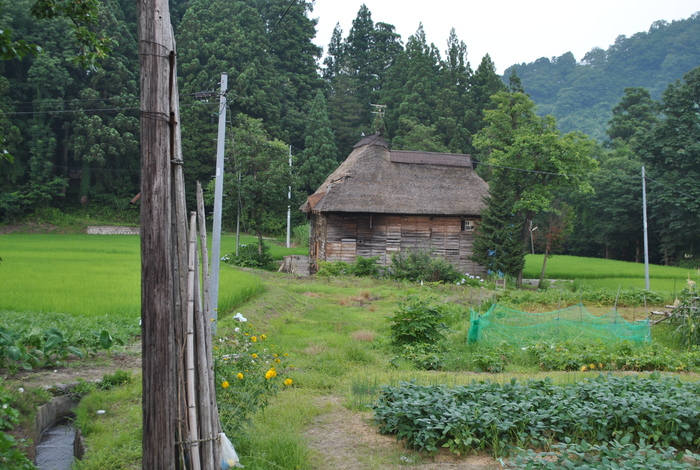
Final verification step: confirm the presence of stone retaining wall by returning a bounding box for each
[86,226,140,235]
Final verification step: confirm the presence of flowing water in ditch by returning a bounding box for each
[35,420,76,470]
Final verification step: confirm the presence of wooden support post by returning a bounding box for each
[138,0,181,467]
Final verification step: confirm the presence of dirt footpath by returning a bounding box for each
[305,396,502,470]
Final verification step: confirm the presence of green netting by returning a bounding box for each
[467,303,651,346]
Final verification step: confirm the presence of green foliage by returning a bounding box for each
[223,242,276,270]
[214,321,293,437]
[388,297,448,347]
[0,383,35,469]
[390,249,462,283]
[526,340,700,372]
[0,324,127,375]
[373,374,700,457]
[316,256,380,278]
[669,285,700,349]
[291,224,309,247]
[349,256,380,277]
[508,438,700,470]
[471,175,525,278]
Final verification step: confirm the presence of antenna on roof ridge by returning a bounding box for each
[370,104,387,135]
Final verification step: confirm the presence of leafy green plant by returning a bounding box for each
[388,296,448,346]
[373,373,700,457]
[223,242,276,270]
[508,437,700,469]
[390,249,462,283]
[0,383,35,469]
[316,260,351,277]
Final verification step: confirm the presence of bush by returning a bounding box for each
[316,256,380,277]
[390,249,462,283]
[388,296,448,346]
[223,242,276,270]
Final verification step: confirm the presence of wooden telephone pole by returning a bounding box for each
[138,0,182,467]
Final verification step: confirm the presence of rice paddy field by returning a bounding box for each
[0,233,301,318]
[524,254,699,293]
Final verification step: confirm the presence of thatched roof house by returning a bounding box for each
[300,133,489,274]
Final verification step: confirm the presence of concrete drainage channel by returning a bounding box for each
[33,386,87,470]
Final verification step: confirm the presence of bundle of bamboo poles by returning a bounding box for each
[178,183,222,469]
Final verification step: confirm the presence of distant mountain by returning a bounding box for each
[505,12,700,141]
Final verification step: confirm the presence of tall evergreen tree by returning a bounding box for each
[470,175,525,278]
[297,90,339,195]
[434,28,472,152]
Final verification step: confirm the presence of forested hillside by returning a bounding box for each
[0,1,698,267]
[507,12,700,141]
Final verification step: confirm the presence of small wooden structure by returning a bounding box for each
[300,134,489,274]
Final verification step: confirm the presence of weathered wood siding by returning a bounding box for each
[310,213,485,275]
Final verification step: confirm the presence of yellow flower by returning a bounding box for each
[214,346,219,350]
[283,353,289,357]
[284,378,293,386]
[599,363,603,369]
[221,381,230,389]
[273,353,278,358]
[237,373,244,380]
[265,368,277,380]
[274,358,281,363]
[251,336,257,342]
[590,363,596,369]
[251,353,258,358]
[260,334,267,340]
[580,365,588,372]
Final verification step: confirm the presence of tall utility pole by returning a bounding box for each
[642,166,650,290]
[138,0,180,466]
[286,145,292,248]
[210,73,228,334]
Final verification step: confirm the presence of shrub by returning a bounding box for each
[316,256,380,277]
[388,296,448,346]
[349,256,380,277]
[390,249,462,283]
[316,260,351,277]
[223,242,276,270]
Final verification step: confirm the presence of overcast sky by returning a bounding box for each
[310,0,699,74]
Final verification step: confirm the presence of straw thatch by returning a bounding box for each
[300,134,488,216]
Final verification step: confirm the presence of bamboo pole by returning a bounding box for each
[196,182,210,318]
[186,212,201,470]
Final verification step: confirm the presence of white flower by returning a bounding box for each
[234,327,240,333]
[2,404,7,409]
[18,387,24,393]
[233,313,247,322]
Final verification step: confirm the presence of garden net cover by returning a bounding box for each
[468,303,651,345]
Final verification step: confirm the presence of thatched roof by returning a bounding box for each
[300,134,489,216]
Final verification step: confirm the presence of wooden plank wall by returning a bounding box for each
[311,213,485,275]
